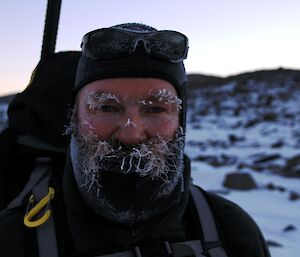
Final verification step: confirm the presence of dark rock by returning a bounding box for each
[266,183,276,190]
[228,134,245,144]
[271,140,284,148]
[262,112,277,122]
[244,118,260,128]
[253,154,281,164]
[289,191,300,201]
[223,172,257,190]
[237,163,245,169]
[277,185,286,192]
[266,240,283,247]
[195,154,237,167]
[283,155,300,177]
[284,113,295,120]
[283,224,297,232]
[207,139,229,149]
[187,141,207,151]
[265,183,286,192]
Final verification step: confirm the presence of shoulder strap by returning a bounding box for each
[190,185,228,257]
[6,158,51,209]
[5,157,59,257]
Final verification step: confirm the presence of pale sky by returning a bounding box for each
[1,0,300,95]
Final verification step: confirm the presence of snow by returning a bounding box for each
[187,131,300,257]
[185,80,300,257]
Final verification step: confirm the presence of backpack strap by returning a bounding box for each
[16,134,65,153]
[7,158,51,209]
[190,185,228,257]
[93,240,207,257]
[30,159,59,257]
[5,157,59,257]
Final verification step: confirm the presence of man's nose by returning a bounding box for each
[114,115,147,144]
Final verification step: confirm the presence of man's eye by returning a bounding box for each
[97,105,119,112]
[145,106,166,113]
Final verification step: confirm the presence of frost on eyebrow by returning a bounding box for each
[138,89,182,110]
[87,92,120,109]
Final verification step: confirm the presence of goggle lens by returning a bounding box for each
[147,31,188,61]
[82,28,188,63]
[89,30,133,59]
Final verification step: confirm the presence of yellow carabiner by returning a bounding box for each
[24,187,55,228]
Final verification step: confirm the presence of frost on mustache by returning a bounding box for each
[124,118,136,127]
[75,128,185,192]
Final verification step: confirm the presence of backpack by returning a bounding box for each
[0,51,81,210]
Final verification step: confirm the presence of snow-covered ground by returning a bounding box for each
[185,80,300,257]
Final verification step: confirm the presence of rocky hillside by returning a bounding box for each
[184,68,300,256]
[186,68,300,181]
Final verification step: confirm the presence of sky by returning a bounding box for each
[1,0,300,95]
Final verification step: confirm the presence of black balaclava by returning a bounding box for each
[8,51,81,150]
[70,23,188,225]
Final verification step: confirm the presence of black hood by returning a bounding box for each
[8,51,81,149]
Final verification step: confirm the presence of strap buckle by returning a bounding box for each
[24,187,55,228]
[134,241,173,257]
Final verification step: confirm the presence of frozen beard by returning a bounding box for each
[70,128,185,225]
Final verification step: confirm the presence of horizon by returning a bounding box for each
[1,66,299,97]
[1,0,300,95]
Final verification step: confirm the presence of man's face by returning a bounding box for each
[76,78,180,143]
[71,78,184,223]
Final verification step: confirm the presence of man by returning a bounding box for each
[0,23,271,257]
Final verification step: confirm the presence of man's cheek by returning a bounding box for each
[147,119,179,139]
[79,119,115,140]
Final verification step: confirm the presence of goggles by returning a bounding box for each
[81,28,189,63]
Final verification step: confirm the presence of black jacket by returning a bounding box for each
[0,150,271,257]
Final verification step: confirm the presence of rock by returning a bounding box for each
[266,183,276,190]
[262,112,277,122]
[244,118,260,128]
[265,183,286,192]
[266,240,283,247]
[271,140,284,148]
[283,224,297,232]
[223,172,257,190]
[283,155,300,177]
[277,185,286,192]
[289,191,300,201]
[228,134,245,144]
[195,154,237,167]
[253,154,281,164]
